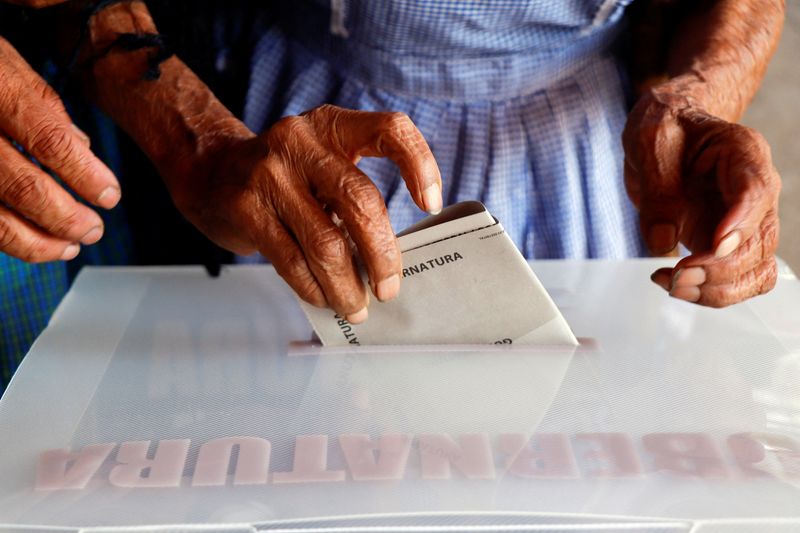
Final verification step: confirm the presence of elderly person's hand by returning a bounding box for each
[0,36,120,263]
[623,85,780,307]
[78,0,443,324]
[175,104,442,324]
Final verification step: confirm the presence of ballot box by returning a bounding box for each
[0,259,799,532]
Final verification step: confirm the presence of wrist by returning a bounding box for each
[72,1,258,220]
[89,49,254,212]
[168,122,257,215]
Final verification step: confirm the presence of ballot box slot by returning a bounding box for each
[286,338,598,357]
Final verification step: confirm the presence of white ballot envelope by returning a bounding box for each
[300,201,578,346]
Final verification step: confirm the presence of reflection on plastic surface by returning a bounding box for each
[0,261,799,531]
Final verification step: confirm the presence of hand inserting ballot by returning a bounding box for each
[172,104,443,323]
[623,85,780,308]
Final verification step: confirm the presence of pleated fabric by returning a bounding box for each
[243,0,645,260]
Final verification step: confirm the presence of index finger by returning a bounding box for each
[311,152,403,303]
[305,106,443,215]
[692,126,780,259]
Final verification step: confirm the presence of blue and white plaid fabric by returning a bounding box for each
[242,0,645,260]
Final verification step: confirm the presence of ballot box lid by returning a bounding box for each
[1,260,799,532]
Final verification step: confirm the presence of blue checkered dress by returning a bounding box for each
[240,0,645,262]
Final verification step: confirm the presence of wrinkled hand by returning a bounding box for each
[623,88,781,307]
[0,37,120,262]
[178,104,442,323]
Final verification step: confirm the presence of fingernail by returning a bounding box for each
[422,183,442,215]
[376,274,400,301]
[346,307,368,324]
[670,286,701,302]
[648,223,677,254]
[96,186,121,209]
[60,244,80,261]
[671,267,706,288]
[72,124,90,145]
[715,230,742,258]
[80,226,104,245]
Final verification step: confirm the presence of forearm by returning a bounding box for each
[77,1,253,205]
[632,0,784,121]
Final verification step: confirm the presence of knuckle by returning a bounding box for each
[739,125,768,150]
[0,215,17,251]
[699,288,736,309]
[281,259,311,286]
[339,172,382,207]
[49,209,83,237]
[305,103,339,122]
[0,75,11,111]
[61,153,94,188]
[301,104,343,141]
[269,115,307,142]
[734,269,759,300]
[383,111,413,132]
[21,237,50,263]
[760,165,782,202]
[377,112,426,157]
[307,228,349,267]
[272,244,308,279]
[276,258,324,305]
[295,282,326,307]
[380,112,418,143]
[27,121,74,163]
[730,127,776,185]
[32,77,63,110]
[335,177,390,227]
[261,153,285,179]
[292,275,324,305]
[710,259,779,307]
[314,153,341,178]
[772,171,782,199]
[757,259,778,295]
[0,50,16,95]
[316,103,340,114]
[363,231,398,266]
[2,167,49,213]
[759,215,780,257]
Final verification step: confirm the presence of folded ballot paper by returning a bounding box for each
[300,201,578,346]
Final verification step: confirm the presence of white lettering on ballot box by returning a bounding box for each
[0,260,799,532]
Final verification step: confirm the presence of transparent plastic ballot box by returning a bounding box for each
[0,259,799,533]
